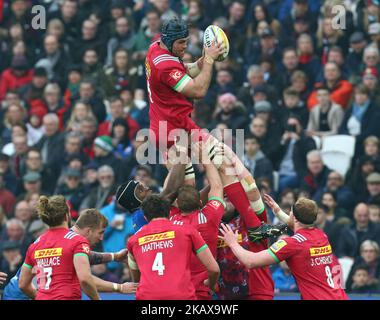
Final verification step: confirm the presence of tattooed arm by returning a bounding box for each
[88,249,128,265]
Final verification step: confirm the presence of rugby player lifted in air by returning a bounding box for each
[117,18,281,241]
[219,195,348,300]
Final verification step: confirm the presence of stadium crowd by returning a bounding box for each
[1,0,380,297]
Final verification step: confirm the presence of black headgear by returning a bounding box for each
[116,180,141,212]
[161,18,189,53]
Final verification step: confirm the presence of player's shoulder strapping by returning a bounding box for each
[153,54,180,66]
[64,230,79,240]
[291,233,308,243]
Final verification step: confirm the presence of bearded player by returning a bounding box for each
[219,196,348,300]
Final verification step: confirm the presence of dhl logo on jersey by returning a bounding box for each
[309,245,332,257]
[217,234,243,248]
[138,231,175,245]
[34,248,62,259]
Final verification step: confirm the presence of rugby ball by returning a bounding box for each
[203,25,230,62]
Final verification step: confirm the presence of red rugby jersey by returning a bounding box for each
[127,218,207,300]
[170,198,225,298]
[268,227,348,300]
[24,228,90,300]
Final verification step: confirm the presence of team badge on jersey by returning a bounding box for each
[270,239,287,253]
[170,70,183,81]
[82,244,90,254]
[209,200,221,209]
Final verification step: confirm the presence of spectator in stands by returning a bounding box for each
[1,104,27,146]
[0,218,32,256]
[365,172,380,206]
[0,154,17,195]
[289,70,310,102]
[307,61,353,110]
[0,241,23,286]
[346,240,380,292]
[362,136,380,171]
[81,48,112,97]
[246,3,281,39]
[349,265,380,293]
[93,136,122,178]
[302,150,331,197]
[78,80,107,123]
[211,93,247,131]
[369,204,380,224]
[314,171,356,213]
[314,203,346,255]
[55,168,86,220]
[0,55,33,102]
[0,173,16,218]
[106,17,136,67]
[277,47,302,92]
[18,67,48,112]
[23,148,58,194]
[10,134,28,179]
[14,201,34,234]
[350,156,378,204]
[35,34,70,87]
[279,87,308,128]
[338,203,380,259]
[339,84,380,157]
[320,190,349,222]
[243,134,273,184]
[35,113,64,177]
[306,85,344,137]
[70,19,106,64]
[276,115,316,192]
[79,116,98,159]
[80,165,117,210]
[347,32,367,79]
[41,83,67,128]
[66,101,97,133]
[237,65,277,107]
[361,67,380,106]
[361,46,380,77]
[104,48,139,98]
[132,8,161,65]
[295,34,320,85]
[206,69,237,106]
[110,118,133,161]
[101,199,135,273]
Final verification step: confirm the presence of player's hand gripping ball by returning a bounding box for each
[203,25,230,61]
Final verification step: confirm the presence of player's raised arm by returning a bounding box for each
[73,254,100,300]
[18,265,37,299]
[180,41,225,99]
[263,194,292,227]
[219,223,277,269]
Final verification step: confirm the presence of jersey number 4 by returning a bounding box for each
[152,252,165,276]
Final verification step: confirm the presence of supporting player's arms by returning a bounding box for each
[88,249,127,265]
[74,254,100,300]
[196,246,220,292]
[219,223,278,268]
[92,275,138,294]
[128,252,141,282]
[0,272,7,285]
[161,163,187,204]
[180,42,224,99]
[18,265,37,299]
[263,194,292,227]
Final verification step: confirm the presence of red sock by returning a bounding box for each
[224,182,261,228]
